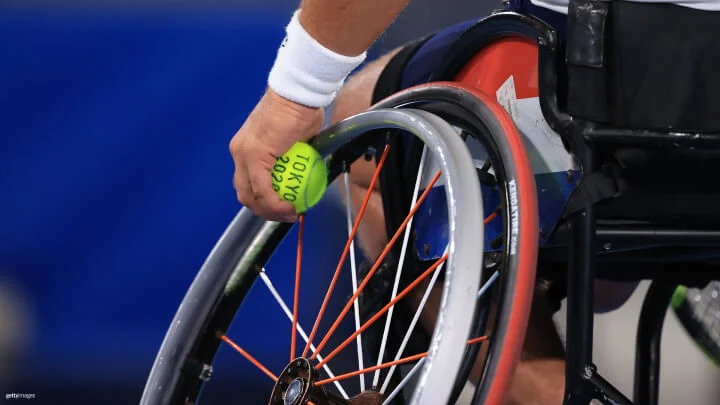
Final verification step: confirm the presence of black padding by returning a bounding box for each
[370,35,433,104]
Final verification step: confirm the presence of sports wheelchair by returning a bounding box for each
[141,2,720,404]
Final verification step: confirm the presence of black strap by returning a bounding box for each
[563,163,627,217]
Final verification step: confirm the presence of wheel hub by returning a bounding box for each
[270,358,316,405]
[284,378,304,405]
[270,358,384,405]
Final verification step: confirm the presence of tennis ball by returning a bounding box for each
[271,142,328,213]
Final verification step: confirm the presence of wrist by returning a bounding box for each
[265,88,320,118]
[267,9,367,108]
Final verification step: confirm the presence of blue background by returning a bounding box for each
[0,5,339,404]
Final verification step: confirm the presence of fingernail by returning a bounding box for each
[283,215,297,223]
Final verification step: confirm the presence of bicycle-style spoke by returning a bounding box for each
[257,269,350,399]
[381,357,426,405]
[372,147,428,389]
[378,209,501,393]
[315,253,448,369]
[316,352,426,388]
[477,270,499,299]
[310,170,443,362]
[484,210,498,225]
[301,145,391,358]
[291,214,305,361]
[220,334,278,382]
[343,170,366,392]
[379,254,445,393]
[314,336,488,386]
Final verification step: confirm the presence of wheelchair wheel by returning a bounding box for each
[374,82,539,405]
[141,84,537,405]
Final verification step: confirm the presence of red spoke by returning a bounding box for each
[465,335,488,346]
[220,334,278,381]
[484,211,498,225]
[310,170,443,360]
[315,335,488,386]
[291,214,305,361]
[301,145,391,358]
[315,254,448,369]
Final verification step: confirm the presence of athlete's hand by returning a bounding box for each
[230,89,325,222]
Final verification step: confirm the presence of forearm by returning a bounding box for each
[299,0,410,56]
[268,0,407,107]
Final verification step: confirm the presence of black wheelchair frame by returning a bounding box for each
[419,3,720,404]
[540,3,719,405]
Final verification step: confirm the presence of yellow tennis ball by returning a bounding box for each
[271,142,328,213]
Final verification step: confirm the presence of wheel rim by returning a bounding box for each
[141,108,486,405]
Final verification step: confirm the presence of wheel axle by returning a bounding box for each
[270,358,385,405]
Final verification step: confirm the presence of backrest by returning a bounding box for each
[566,0,720,132]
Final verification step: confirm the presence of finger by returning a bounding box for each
[237,164,293,222]
[254,193,297,223]
[250,173,297,222]
[247,158,297,222]
[229,133,255,209]
[233,163,254,209]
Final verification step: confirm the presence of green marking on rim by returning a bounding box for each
[671,285,687,309]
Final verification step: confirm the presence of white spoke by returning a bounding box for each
[381,358,426,405]
[477,270,499,299]
[343,170,366,392]
[258,269,349,399]
[379,267,499,394]
[379,257,444,394]
[372,147,428,389]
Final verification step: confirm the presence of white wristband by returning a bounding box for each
[268,10,367,108]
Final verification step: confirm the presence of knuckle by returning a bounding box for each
[229,135,242,155]
[235,189,250,205]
